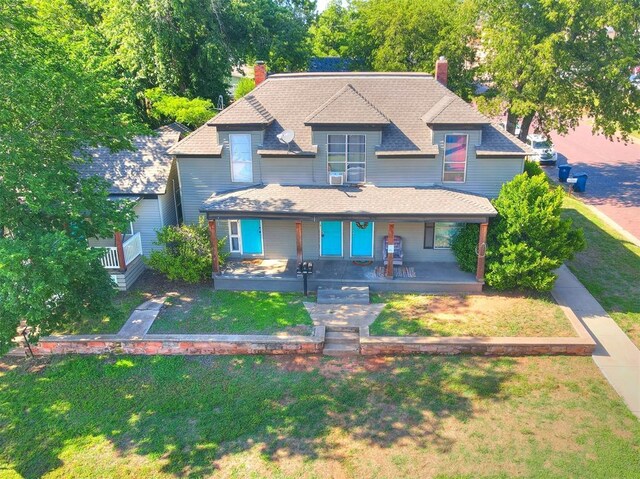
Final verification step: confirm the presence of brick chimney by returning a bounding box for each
[254,61,267,86]
[435,56,448,86]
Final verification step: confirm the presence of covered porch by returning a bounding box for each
[214,258,481,293]
[202,185,495,293]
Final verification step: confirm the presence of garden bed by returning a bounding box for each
[149,289,314,335]
[370,292,576,337]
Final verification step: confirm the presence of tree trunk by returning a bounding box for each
[505,110,519,135]
[518,113,535,142]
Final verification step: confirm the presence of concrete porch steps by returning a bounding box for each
[323,326,360,356]
[317,286,370,305]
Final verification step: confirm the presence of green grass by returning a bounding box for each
[370,293,574,337]
[149,290,313,335]
[55,290,145,335]
[563,196,640,347]
[0,355,638,478]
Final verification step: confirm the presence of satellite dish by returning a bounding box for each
[277,129,295,150]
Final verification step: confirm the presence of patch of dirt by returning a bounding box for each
[129,270,204,302]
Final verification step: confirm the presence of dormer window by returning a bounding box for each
[442,134,468,183]
[230,134,253,182]
[327,134,366,184]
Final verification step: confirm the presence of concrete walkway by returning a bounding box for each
[552,266,640,418]
[304,303,385,329]
[116,297,166,339]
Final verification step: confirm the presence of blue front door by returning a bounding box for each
[351,221,374,257]
[321,221,342,256]
[240,219,263,255]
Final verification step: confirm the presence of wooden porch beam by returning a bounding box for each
[386,222,395,278]
[114,231,127,273]
[208,219,220,274]
[476,222,488,282]
[295,220,303,265]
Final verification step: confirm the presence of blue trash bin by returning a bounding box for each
[558,165,572,182]
[573,173,588,192]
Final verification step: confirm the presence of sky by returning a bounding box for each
[316,0,332,12]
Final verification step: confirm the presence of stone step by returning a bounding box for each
[317,286,370,305]
[326,331,359,343]
[323,342,360,356]
[325,325,360,333]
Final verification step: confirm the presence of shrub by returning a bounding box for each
[486,173,585,291]
[234,77,256,100]
[144,88,216,129]
[523,159,547,180]
[147,219,228,283]
[451,223,480,272]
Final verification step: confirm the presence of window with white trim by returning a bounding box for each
[228,220,241,252]
[434,222,463,249]
[442,134,468,183]
[327,134,366,183]
[229,134,253,182]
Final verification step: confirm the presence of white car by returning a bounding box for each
[527,134,557,165]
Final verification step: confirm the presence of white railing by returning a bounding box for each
[100,247,121,269]
[97,232,142,270]
[123,232,142,265]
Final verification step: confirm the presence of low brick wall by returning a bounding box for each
[360,302,596,356]
[360,336,595,356]
[32,327,325,356]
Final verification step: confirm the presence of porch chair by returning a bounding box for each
[382,235,404,266]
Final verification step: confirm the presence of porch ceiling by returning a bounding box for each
[201,184,497,221]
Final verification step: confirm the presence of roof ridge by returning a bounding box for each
[421,96,455,123]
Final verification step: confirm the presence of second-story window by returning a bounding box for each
[327,134,366,183]
[230,134,253,182]
[442,134,468,183]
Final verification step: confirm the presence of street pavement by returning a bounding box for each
[548,122,640,240]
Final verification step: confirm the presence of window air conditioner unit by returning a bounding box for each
[329,173,344,185]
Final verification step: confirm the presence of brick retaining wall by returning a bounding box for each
[360,336,595,356]
[32,328,325,356]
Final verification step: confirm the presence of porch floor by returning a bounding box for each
[215,259,481,293]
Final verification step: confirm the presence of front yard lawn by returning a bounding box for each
[370,293,575,337]
[1,355,638,478]
[563,196,640,347]
[149,289,313,335]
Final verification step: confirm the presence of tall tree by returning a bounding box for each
[0,0,143,351]
[310,0,478,98]
[479,0,640,140]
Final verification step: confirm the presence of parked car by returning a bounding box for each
[526,134,557,165]
[630,73,640,90]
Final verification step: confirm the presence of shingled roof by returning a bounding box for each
[201,184,497,219]
[304,84,390,125]
[171,72,527,158]
[78,123,189,195]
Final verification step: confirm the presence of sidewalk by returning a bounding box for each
[552,265,640,418]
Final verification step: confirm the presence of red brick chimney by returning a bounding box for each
[435,56,448,86]
[254,61,267,86]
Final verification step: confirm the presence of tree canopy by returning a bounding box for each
[0,0,144,351]
[479,0,640,140]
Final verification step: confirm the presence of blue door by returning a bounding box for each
[321,221,342,256]
[351,221,374,257]
[240,219,263,255]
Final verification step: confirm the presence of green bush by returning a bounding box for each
[451,173,585,291]
[147,219,228,283]
[451,223,480,272]
[144,88,216,129]
[523,159,547,179]
[234,77,256,100]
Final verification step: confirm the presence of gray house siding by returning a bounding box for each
[158,162,179,227]
[216,219,456,263]
[131,198,163,256]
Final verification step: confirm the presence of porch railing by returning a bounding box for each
[98,232,143,270]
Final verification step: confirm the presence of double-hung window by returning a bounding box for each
[230,134,253,183]
[228,220,241,252]
[327,134,366,183]
[442,134,468,183]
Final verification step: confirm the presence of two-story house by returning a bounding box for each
[169,59,531,293]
